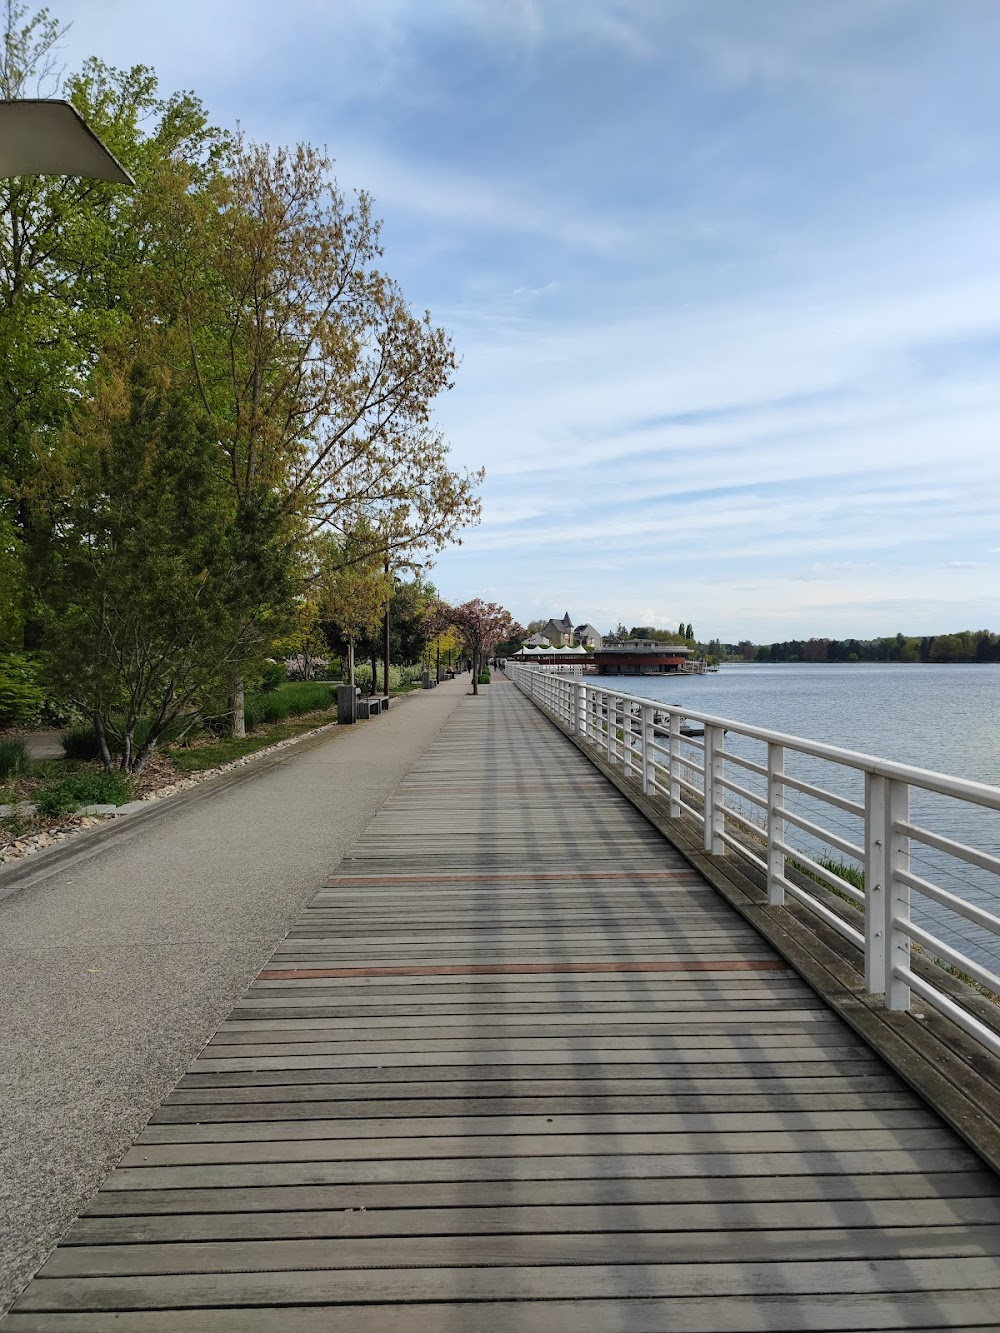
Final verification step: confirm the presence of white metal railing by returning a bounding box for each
[511,663,1000,1059]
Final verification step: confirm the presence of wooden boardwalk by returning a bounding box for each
[6,680,1000,1330]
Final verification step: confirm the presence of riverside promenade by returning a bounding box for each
[4,679,1000,1328]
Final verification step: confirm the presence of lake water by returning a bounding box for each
[571,663,1000,974]
[592,662,1000,786]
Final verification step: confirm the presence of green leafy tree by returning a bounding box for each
[0,7,225,648]
[316,525,391,688]
[34,357,297,774]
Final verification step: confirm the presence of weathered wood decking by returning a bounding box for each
[6,681,1000,1330]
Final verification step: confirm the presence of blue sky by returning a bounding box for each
[57,0,1000,641]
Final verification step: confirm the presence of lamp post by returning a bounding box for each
[0,99,134,182]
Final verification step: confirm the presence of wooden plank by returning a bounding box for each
[40,1225,1000,1277]
[15,1257,1000,1309]
[7,1292,1000,1331]
[10,682,1000,1330]
[152,1092,925,1121]
[64,1194,1000,1244]
[135,1109,942,1145]
[83,1170,1000,1217]
[101,1147,984,1190]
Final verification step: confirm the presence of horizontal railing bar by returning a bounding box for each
[897,920,1000,996]
[677,797,703,823]
[780,877,866,948]
[675,773,704,800]
[721,806,768,842]
[773,805,865,863]
[716,775,767,808]
[894,967,1000,1061]
[715,748,769,779]
[779,772,865,818]
[773,840,866,905]
[719,829,767,874]
[517,669,1000,810]
[898,821,1000,880]
[895,869,1000,938]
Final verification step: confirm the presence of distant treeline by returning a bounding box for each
[728,631,1000,664]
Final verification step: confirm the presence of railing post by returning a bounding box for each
[668,713,681,818]
[570,680,580,734]
[704,724,725,855]
[865,773,887,993]
[578,683,587,738]
[884,779,911,1010]
[606,693,615,765]
[641,704,655,795]
[767,742,785,905]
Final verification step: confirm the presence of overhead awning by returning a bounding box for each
[0,99,134,183]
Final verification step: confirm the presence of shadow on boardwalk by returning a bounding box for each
[5,682,1000,1330]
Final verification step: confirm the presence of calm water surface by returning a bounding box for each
[598,662,1000,785]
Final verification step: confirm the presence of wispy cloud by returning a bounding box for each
[55,0,1000,638]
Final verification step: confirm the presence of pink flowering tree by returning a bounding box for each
[428,599,524,694]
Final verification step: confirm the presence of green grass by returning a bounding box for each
[243,682,334,729]
[34,770,133,816]
[167,718,329,774]
[0,739,29,780]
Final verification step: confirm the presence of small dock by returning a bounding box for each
[6,681,1000,1330]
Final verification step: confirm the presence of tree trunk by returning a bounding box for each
[382,555,391,695]
[383,598,390,695]
[230,678,246,737]
[347,639,356,687]
[471,648,479,695]
[371,651,377,693]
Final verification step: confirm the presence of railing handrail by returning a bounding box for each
[527,675,1000,810]
[510,662,1000,1062]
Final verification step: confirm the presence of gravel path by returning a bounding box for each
[0,679,468,1316]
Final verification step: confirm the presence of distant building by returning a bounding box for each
[574,623,603,649]
[594,638,694,676]
[537,612,574,647]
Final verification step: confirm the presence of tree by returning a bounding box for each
[678,622,684,637]
[34,356,297,774]
[428,599,524,695]
[685,623,694,641]
[316,525,391,688]
[1,20,225,649]
[147,133,482,728]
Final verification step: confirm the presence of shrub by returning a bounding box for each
[258,660,286,692]
[61,726,104,762]
[0,739,29,780]
[62,719,195,762]
[241,682,334,730]
[477,670,491,685]
[0,653,45,727]
[34,770,133,816]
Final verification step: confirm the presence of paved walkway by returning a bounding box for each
[5,680,1000,1329]
[0,680,469,1319]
